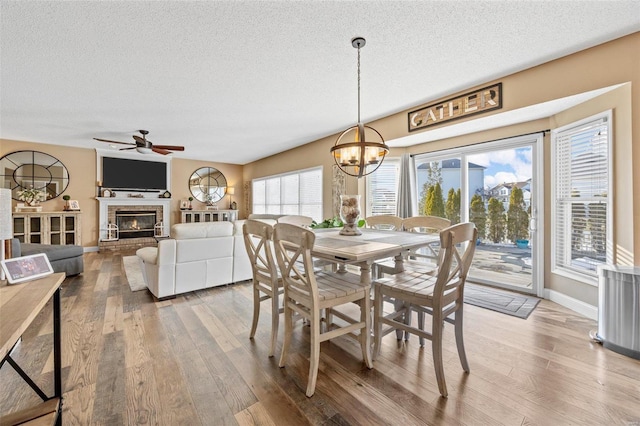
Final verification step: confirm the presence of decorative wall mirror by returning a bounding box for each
[0,150,70,201]
[189,167,228,204]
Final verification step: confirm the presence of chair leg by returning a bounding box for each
[417,310,425,347]
[306,307,321,397]
[249,282,260,339]
[431,310,447,398]
[393,298,405,340]
[432,311,448,397]
[373,285,383,360]
[269,289,279,357]
[278,300,292,368]
[360,296,373,369]
[454,308,469,372]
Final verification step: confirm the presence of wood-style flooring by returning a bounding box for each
[1,250,639,425]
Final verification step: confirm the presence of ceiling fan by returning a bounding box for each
[94,130,185,155]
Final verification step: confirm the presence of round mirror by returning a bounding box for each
[0,150,70,201]
[189,167,228,204]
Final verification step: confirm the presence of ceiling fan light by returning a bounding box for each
[136,147,153,154]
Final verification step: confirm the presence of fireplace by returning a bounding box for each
[116,210,156,238]
[98,197,170,251]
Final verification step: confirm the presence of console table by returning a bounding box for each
[0,273,65,425]
[181,209,237,223]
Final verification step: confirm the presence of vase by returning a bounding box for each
[339,194,361,236]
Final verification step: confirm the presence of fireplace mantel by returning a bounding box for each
[97,197,171,240]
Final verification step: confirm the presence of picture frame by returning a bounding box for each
[180,199,191,210]
[68,200,80,210]
[1,253,54,285]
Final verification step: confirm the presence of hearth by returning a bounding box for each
[97,197,170,251]
[116,210,156,239]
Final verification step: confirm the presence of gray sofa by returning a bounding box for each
[11,238,84,276]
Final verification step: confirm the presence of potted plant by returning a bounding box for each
[17,186,44,206]
[188,196,193,210]
[62,194,71,210]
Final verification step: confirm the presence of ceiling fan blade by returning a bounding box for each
[153,145,185,151]
[132,135,146,144]
[152,147,171,155]
[93,138,135,146]
[120,147,137,151]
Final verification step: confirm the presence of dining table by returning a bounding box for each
[311,228,439,286]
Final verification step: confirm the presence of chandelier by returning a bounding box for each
[330,37,389,178]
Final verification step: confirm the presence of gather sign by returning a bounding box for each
[408,83,502,132]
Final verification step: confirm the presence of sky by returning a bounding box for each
[469,147,532,189]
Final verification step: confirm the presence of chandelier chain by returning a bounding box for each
[357,44,361,124]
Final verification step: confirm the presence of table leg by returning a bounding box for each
[53,288,62,426]
[394,253,405,273]
[358,262,372,286]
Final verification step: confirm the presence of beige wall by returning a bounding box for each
[242,32,640,307]
[0,139,244,247]
[1,33,637,307]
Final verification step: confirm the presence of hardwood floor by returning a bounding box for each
[1,250,639,425]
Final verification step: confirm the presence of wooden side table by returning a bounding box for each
[0,273,65,425]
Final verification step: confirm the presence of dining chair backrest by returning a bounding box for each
[272,223,318,302]
[243,219,283,357]
[365,215,403,231]
[402,216,451,264]
[402,216,451,234]
[243,219,278,283]
[433,222,478,307]
[278,215,314,228]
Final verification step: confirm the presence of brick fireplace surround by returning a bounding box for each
[97,197,171,251]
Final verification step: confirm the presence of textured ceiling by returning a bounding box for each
[1,1,639,164]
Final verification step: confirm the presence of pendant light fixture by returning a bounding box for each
[330,37,389,178]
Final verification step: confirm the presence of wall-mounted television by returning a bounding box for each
[102,157,167,191]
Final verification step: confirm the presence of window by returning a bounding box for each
[366,158,400,217]
[552,112,611,282]
[252,167,322,221]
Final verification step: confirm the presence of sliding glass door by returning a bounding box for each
[414,134,543,295]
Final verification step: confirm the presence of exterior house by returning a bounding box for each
[416,159,486,204]
[488,179,532,210]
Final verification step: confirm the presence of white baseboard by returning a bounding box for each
[544,289,597,320]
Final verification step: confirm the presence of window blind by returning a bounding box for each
[252,167,323,221]
[366,159,400,217]
[553,115,609,277]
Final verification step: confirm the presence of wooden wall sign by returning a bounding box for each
[408,83,502,132]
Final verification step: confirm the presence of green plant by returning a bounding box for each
[17,186,45,205]
[63,195,71,201]
[188,196,193,201]
[310,216,365,229]
[507,186,529,243]
[445,188,461,225]
[487,197,506,243]
[469,194,486,240]
[425,182,445,217]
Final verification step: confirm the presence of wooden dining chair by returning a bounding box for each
[365,214,403,231]
[273,223,373,397]
[278,214,337,272]
[243,219,283,357]
[376,216,451,277]
[376,216,451,342]
[373,222,478,397]
[400,215,452,270]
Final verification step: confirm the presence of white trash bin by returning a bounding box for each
[596,265,640,360]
